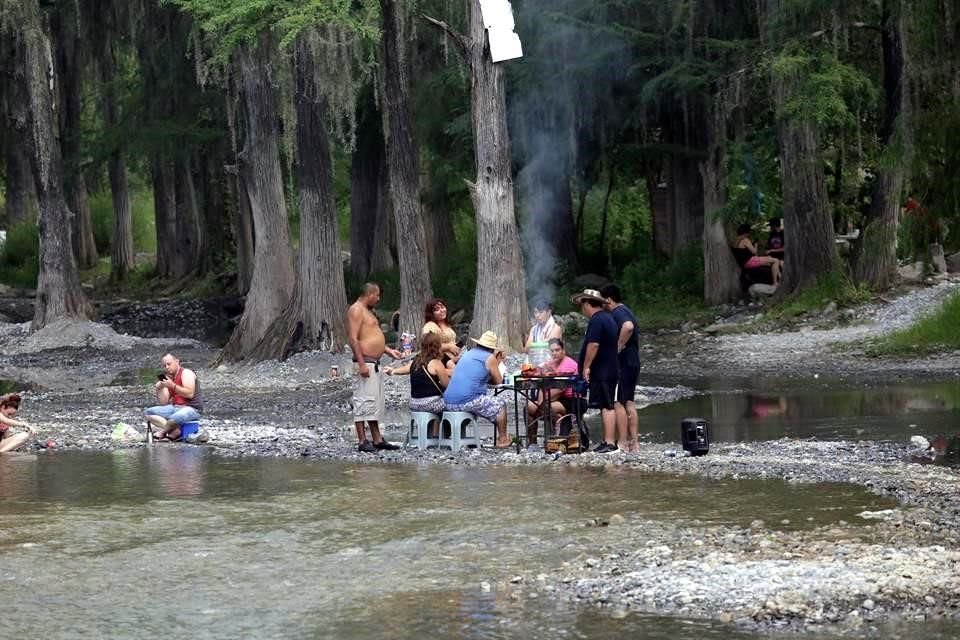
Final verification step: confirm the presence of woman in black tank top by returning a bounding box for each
[384,332,450,416]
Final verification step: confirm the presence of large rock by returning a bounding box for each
[748,283,777,298]
[898,261,926,284]
[946,252,960,273]
[930,243,947,274]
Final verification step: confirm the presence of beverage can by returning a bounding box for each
[400,332,415,356]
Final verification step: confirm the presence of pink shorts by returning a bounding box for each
[745,256,765,269]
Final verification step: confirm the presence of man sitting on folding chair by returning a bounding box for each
[525,338,579,448]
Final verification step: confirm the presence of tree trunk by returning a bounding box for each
[380,0,434,338]
[170,156,204,280]
[773,74,838,297]
[247,33,349,361]
[199,146,231,274]
[648,174,672,256]
[108,150,135,282]
[99,45,135,282]
[3,131,38,225]
[151,156,176,278]
[670,155,705,253]
[218,38,295,363]
[598,170,614,268]
[226,91,254,294]
[11,0,92,328]
[50,5,97,269]
[853,0,912,290]
[420,165,455,270]
[349,92,384,279]
[700,103,740,305]
[466,0,528,350]
[234,171,256,294]
[369,170,397,273]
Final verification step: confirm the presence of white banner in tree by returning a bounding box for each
[480,0,523,62]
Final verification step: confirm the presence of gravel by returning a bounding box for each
[642,278,960,382]
[2,287,960,635]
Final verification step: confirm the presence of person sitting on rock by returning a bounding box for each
[385,332,450,436]
[735,223,782,285]
[0,393,36,453]
[144,353,204,441]
[443,331,511,449]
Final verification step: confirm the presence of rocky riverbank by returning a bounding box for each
[637,277,960,384]
[1,281,959,635]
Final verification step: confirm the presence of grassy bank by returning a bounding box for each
[867,291,960,355]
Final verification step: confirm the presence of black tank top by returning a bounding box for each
[410,363,443,398]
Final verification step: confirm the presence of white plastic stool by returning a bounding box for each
[438,411,479,452]
[409,411,441,450]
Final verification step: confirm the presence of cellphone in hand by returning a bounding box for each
[157,374,166,381]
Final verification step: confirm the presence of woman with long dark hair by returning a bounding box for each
[421,298,460,366]
[385,332,450,418]
[0,393,36,453]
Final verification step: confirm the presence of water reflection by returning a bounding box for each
[0,452,902,640]
[633,381,960,446]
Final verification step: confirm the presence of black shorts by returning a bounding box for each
[616,365,640,404]
[588,378,616,411]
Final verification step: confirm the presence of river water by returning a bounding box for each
[2,449,958,639]
[624,379,960,445]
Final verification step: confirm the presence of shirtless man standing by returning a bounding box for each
[347,283,402,453]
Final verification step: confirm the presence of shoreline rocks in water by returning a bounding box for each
[2,283,960,635]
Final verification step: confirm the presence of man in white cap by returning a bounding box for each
[571,288,620,453]
[442,330,511,448]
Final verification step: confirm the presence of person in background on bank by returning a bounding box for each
[600,284,641,453]
[525,338,579,447]
[766,217,785,260]
[571,288,620,453]
[443,330,511,449]
[524,300,562,351]
[385,332,450,436]
[0,393,36,453]
[422,298,460,367]
[144,353,204,441]
[735,223,783,285]
[348,282,402,453]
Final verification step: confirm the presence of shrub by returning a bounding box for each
[0,219,39,287]
[868,292,960,355]
[89,189,157,255]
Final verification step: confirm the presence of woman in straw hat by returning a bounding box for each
[442,330,511,448]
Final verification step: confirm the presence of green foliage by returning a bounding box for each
[89,189,157,256]
[764,271,872,322]
[720,136,783,225]
[169,0,379,63]
[911,105,960,254]
[772,49,877,131]
[0,219,38,288]
[867,293,960,356]
[618,243,708,329]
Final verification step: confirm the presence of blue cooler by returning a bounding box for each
[179,422,201,442]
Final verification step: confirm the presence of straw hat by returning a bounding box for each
[570,288,605,305]
[471,330,500,350]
